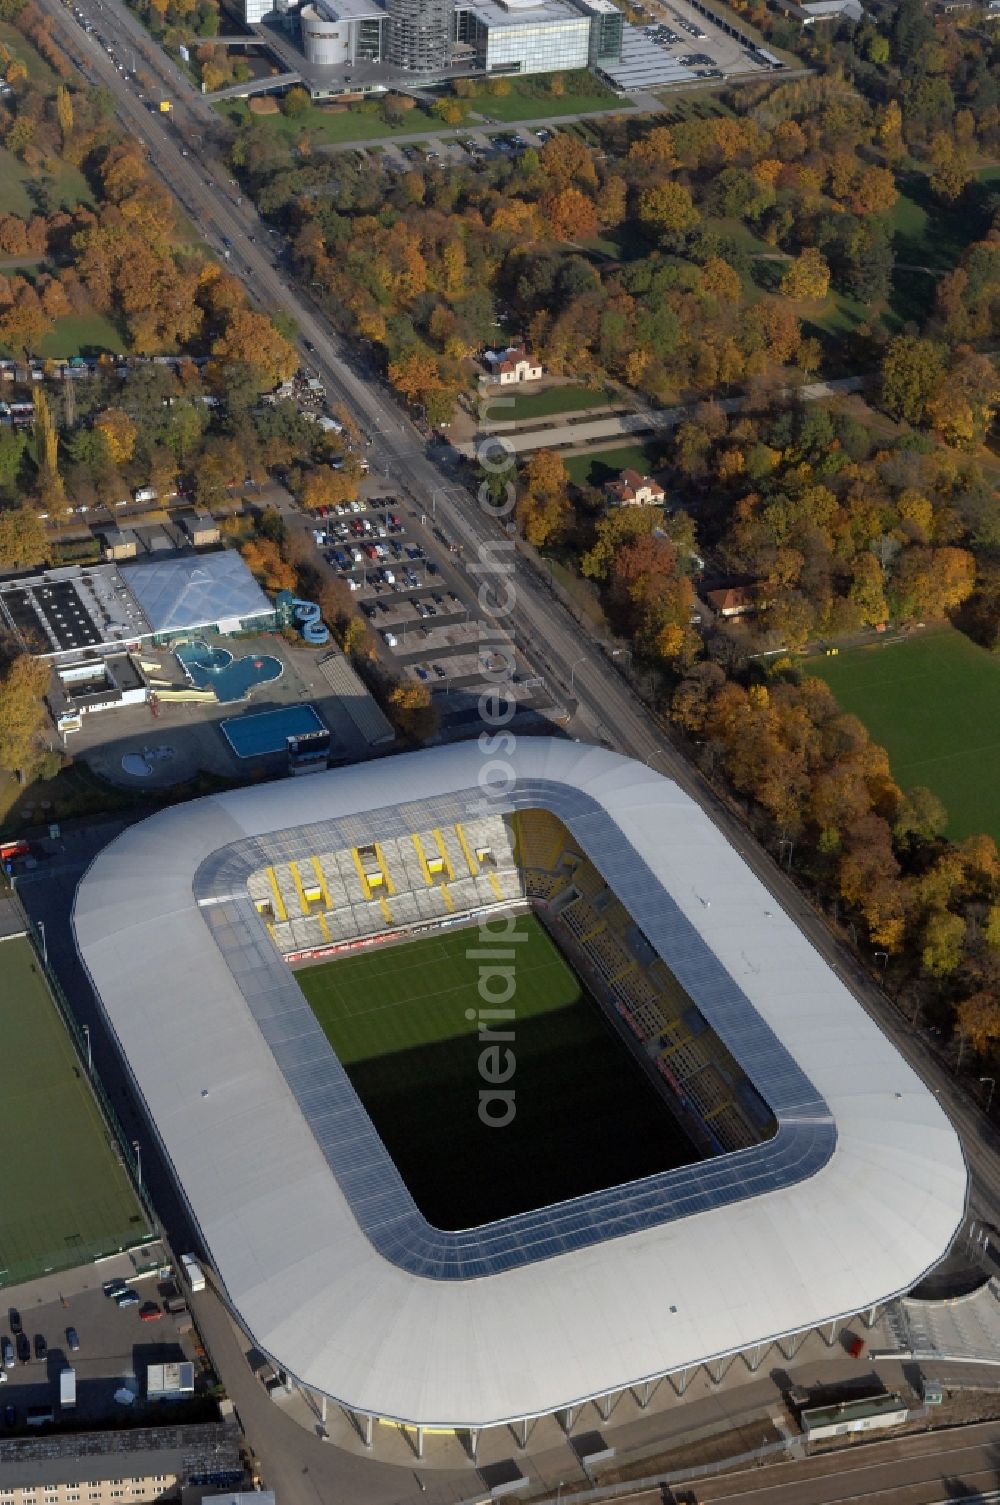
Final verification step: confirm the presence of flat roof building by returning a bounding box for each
[0,554,277,662]
[0,1425,243,1505]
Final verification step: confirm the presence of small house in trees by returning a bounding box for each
[482,346,543,385]
[705,585,760,618]
[604,468,666,508]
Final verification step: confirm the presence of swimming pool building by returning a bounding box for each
[0,554,278,665]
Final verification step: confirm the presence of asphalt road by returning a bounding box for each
[30,5,1000,1496]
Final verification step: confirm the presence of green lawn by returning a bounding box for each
[0,147,92,218]
[296,914,691,1227]
[0,938,149,1287]
[808,629,1000,844]
[564,440,664,488]
[467,76,621,122]
[214,98,427,144]
[0,20,62,91]
[890,176,971,271]
[37,313,125,358]
[499,384,611,421]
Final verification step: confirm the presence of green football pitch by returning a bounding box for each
[809,628,1000,844]
[0,938,149,1287]
[296,914,696,1228]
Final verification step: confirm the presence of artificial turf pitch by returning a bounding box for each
[809,628,1000,844]
[296,913,695,1228]
[0,938,148,1286]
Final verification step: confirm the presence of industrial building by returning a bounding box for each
[73,739,967,1446]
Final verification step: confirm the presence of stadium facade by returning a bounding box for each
[72,740,968,1443]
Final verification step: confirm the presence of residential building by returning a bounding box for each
[705,585,759,618]
[482,346,543,385]
[603,467,665,507]
[0,1425,243,1505]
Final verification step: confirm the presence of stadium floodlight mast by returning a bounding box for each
[981,1077,996,1113]
[132,1140,142,1191]
[82,1024,92,1072]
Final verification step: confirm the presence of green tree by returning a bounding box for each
[921,909,965,978]
[881,335,945,425]
[638,180,698,237]
[282,86,310,118]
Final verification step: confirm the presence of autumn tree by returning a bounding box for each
[516,449,571,548]
[240,537,296,593]
[0,504,47,569]
[211,310,298,386]
[638,180,698,237]
[301,465,360,510]
[956,993,1000,1055]
[94,407,137,467]
[387,680,439,743]
[780,247,830,301]
[0,654,51,776]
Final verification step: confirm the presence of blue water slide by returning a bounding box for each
[292,598,330,646]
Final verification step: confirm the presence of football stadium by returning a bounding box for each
[72,739,968,1444]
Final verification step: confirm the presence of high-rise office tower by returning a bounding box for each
[385,0,453,70]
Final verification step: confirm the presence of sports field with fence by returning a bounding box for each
[809,628,1000,844]
[296,913,693,1229]
[0,937,149,1288]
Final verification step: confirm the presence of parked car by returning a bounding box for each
[8,1311,20,1336]
[33,1335,46,1362]
[65,1328,79,1352]
[15,1335,29,1365]
[102,1280,126,1300]
[114,1290,140,1310]
[1,1338,13,1368]
[382,630,398,648]
[139,1303,162,1323]
[433,663,447,679]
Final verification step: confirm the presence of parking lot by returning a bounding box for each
[0,1245,206,1432]
[309,489,558,726]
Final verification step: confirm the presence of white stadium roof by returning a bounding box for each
[72,739,967,1430]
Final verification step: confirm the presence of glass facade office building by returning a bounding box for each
[386,0,454,69]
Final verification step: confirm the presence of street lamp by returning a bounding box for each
[777,837,794,872]
[37,920,47,968]
[569,654,587,692]
[133,1140,142,1191]
[873,950,888,980]
[82,1024,92,1072]
[981,1077,996,1113]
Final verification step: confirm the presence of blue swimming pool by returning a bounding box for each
[221,704,326,759]
[175,640,283,705]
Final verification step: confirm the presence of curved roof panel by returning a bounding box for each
[72,739,967,1429]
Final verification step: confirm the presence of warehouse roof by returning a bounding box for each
[72,740,968,1431]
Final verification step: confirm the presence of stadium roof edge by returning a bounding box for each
[72,739,968,1430]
